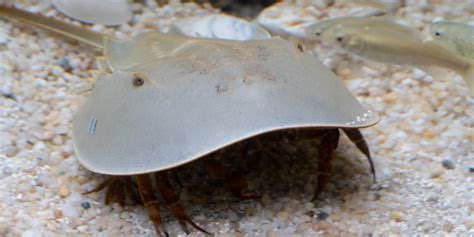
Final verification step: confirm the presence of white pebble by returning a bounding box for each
[30,65,43,71]
[21,230,35,237]
[50,66,65,76]
[0,32,8,44]
[3,146,18,157]
[412,68,427,79]
[60,205,79,219]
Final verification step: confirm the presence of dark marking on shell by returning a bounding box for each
[132,72,146,87]
[216,84,228,94]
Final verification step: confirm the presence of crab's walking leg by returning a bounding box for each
[124,176,142,205]
[105,180,121,205]
[203,160,261,200]
[136,174,168,237]
[342,128,376,182]
[84,176,123,205]
[83,176,115,194]
[84,176,140,206]
[313,129,339,201]
[171,170,184,188]
[154,171,211,235]
[115,180,127,207]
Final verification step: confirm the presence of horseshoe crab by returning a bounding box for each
[169,13,271,40]
[0,5,378,236]
[51,0,133,26]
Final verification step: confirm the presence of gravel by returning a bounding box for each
[0,0,473,236]
[441,159,455,170]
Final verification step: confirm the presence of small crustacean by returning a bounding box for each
[0,5,379,236]
[430,21,474,59]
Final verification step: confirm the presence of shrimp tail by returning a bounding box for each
[0,4,108,49]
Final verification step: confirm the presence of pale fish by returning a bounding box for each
[430,21,474,59]
[304,16,417,43]
[329,26,474,95]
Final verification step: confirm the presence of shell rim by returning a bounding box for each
[74,115,379,176]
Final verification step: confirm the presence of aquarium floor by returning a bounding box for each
[0,0,472,236]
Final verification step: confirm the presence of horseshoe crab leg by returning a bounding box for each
[154,171,211,235]
[342,128,376,182]
[136,174,168,237]
[115,179,127,207]
[203,159,261,200]
[313,129,339,201]
[85,176,141,206]
[83,176,115,194]
[123,176,142,205]
[104,179,121,205]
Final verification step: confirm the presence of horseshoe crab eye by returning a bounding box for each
[435,31,441,36]
[132,73,145,87]
[337,36,344,42]
[297,42,304,52]
[316,32,321,36]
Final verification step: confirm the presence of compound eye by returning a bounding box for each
[435,31,441,36]
[316,32,321,36]
[132,72,145,87]
[297,42,304,52]
[336,36,344,42]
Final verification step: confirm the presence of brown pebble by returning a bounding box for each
[443,222,454,232]
[465,220,474,229]
[54,210,63,219]
[383,92,398,103]
[245,207,257,216]
[331,213,341,221]
[338,68,352,77]
[58,186,69,197]
[267,230,277,237]
[0,222,8,234]
[315,220,337,231]
[389,211,404,222]
[422,130,436,140]
[277,211,288,220]
[429,167,444,179]
[312,222,322,231]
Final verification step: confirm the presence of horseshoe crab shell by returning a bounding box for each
[73,32,378,175]
[52,0,132,26]
[169,14,271,41]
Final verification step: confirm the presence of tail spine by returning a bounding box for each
[0,5,107,49]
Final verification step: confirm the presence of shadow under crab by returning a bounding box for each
[85,127,375,236]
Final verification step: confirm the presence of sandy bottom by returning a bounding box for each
[0,0,473,236]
